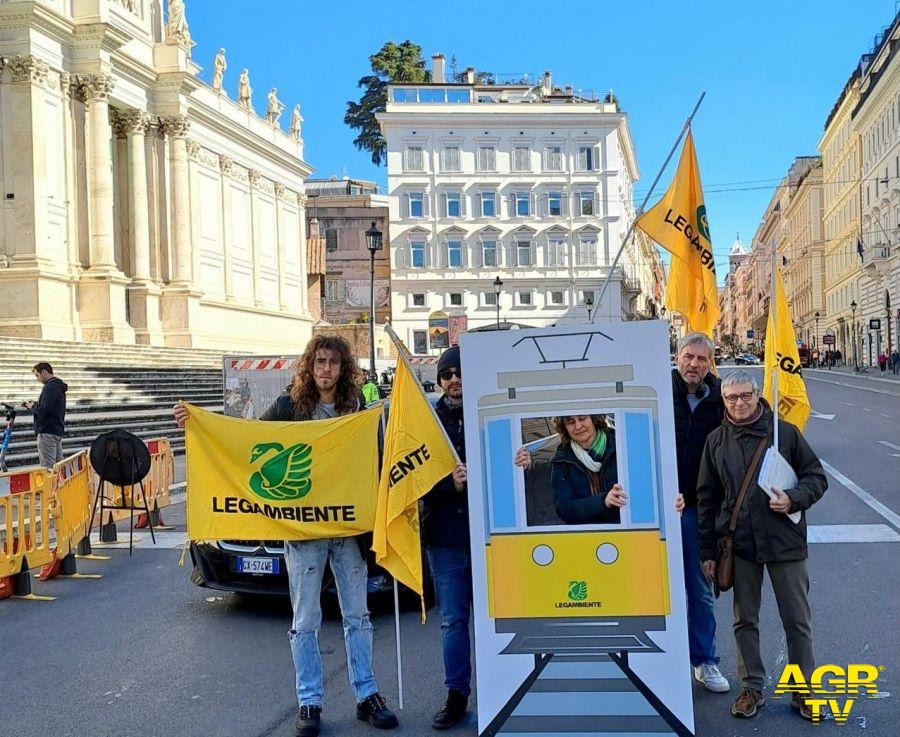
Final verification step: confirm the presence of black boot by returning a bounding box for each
[356,692,399,729]
[295,705,321,737]
[432,689,468,730]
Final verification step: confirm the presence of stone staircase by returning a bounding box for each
[0,336,232,468]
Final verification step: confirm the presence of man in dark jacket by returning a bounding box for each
[25,362,68,468]
[421,345,472,730]
[697,369,827,721]
[671,333,729,693]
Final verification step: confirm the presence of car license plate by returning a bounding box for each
[238,557,279,575]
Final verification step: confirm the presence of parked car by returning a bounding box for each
[735,353,761,365]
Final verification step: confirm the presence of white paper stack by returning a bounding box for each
[757,447,802,524]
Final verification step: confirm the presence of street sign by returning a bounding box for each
[869,318,881,331]
[823,335,835,345]
[746,329,755,339]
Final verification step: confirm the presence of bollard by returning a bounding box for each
[99,512,118,543]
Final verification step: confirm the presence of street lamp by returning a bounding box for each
[814,311,820,351]
[364,221,383,378]
[493,276,503,330]
[585,291,595,322]
[850,299,858,373]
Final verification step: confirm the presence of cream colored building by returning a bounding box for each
[854,15,900,363]
[819,64,862,361]
[0,0,314,350]
[783,159,824,349]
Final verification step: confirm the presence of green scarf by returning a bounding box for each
[590,428,607,458]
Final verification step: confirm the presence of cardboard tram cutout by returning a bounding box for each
[460,321,694,736]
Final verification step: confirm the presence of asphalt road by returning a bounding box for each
[3,368,898,737]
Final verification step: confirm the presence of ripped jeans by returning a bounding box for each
[284,537,378,707]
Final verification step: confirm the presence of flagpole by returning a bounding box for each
[383,323,462,464]
[591,91,706,324]
[771,248,779,451]
[393,579,405,709]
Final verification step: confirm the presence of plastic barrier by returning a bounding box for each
[38,451,103,581]
[0,466,55,600]
[91,437,176,538]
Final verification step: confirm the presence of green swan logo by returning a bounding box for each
[568,580,588,601]
[248,442,312,501]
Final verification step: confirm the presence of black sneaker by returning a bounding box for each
[356,692,399,729]
[431,689,468,730]
[295,705,322,737]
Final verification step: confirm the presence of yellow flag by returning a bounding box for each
[185,404,381,540]
[763,269,811,430]
[636,129,720,335]
[373,358,457,596]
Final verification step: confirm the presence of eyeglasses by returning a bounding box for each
[438,368,461,381]
[314,358,341,369]
[723,392,756,404]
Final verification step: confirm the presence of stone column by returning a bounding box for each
[219,155,234,299]
[160,114,192,284]
[274,183,288,309]
[248,168,262,306]
[297,192,310,313]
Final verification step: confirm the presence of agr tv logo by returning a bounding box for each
[774,663,885,723]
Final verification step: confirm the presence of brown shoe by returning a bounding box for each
[792,693,814,720]
[731,688,765,718]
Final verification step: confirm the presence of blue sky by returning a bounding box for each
[187,0,891,282]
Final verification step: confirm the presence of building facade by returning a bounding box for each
[820,64,862,362]
[305,179,390,326]
[854,16,900,363]
[0,0,314,350]
[377,57,655,354]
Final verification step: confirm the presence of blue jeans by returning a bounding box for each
[285,538,378,707]
[681,507,719,666]
[426,546,473,697]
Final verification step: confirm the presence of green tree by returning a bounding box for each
[345,41,430,166]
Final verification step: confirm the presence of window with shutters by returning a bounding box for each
[477,146,496,172]
[446,192,461,217]
[412,293,426,307]
[449,292,463,306]
[481,192,496,217]
[442,146,460,172]
[517,239,532,267]
[406,146,424,171]
[550,291,565,305]
[579,191,594,216]
[410,241,426,268]
[517,291,533,306]
[515,192,530,217]
[513,145,531,172]
[325,228,339,252]
[548,192,562,217]
[547,237,567,266]
[410,192,424,218]
[545,145,563,172]
[325,279,342,302]
[482,241,497,267]
[577,236,597,266]
[447,240,463,268]
[577,146,594,171]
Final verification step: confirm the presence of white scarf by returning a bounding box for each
[571,441,602,472]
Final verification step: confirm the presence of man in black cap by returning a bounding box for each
[421,345,471,729]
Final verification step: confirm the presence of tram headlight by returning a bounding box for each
[596,542,619,564]
[532,544,554,566]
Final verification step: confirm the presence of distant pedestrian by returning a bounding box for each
[23,362,67,468]
[697,370,827,721]
[878,352,888,376]
[362,372,381,404]
[891,349,899,375]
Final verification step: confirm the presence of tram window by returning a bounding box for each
[520,414,621,527]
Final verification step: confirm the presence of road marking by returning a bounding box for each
[808,524,900,544]
[821,460,900,530]
[805,375,900,397]
[91,531,187,549]
[810,411,836,420]
[881,413,893,418]
[878,440,900,452]
[843,402,855,406]
[862,407,872,412]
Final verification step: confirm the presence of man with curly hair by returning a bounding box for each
[175,335,397,737]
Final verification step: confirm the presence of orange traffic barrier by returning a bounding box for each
[0,466,56,600]
[38,452,103,581]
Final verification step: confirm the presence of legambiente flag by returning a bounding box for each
[636,129,720,336]
[373,358,457,598]
[184,404,381,540]
[763,269,811,431]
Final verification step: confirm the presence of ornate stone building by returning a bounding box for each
[0,0,314,350]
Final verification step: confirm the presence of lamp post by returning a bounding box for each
[493,276,503,330]
[814,311,820,351]
[585,292,595,322]
[851,299,858,373]
[364,221,383,378]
